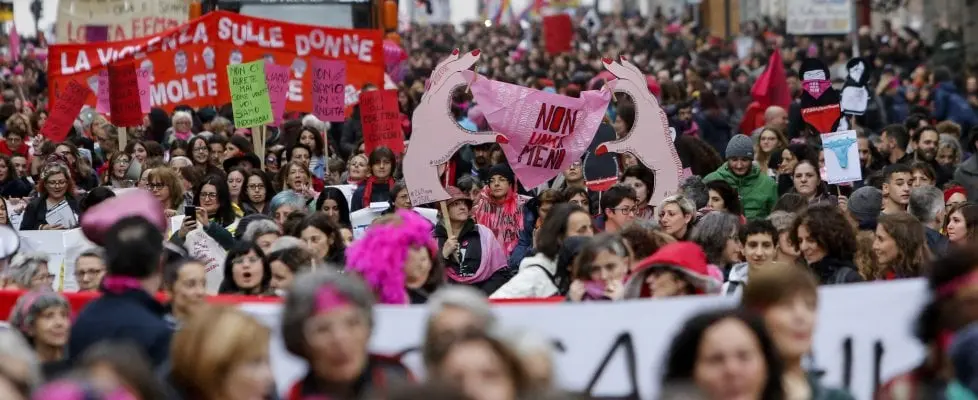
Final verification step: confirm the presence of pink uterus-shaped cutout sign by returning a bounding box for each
[596,57,682,206]
[403,49,508,206]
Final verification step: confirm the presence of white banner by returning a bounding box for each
[244,279,927,399]
[786,0,852,35]
[56,0,191,43]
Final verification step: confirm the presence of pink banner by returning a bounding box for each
[264,63,290,127]
[136,67,151,114]
[469,75,611,188]
[95,70,110,114]
[312,59,346,122]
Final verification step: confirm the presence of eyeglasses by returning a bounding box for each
[46,180,67,187]
[199,192,218,200]
[148,183,166,191]
[612,207,639,215]
[247,184,265,190]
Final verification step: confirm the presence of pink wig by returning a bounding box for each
[346,209,437,304]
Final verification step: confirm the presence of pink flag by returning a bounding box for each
[96,70,110,115]
[8,22,19,62]
[136,67,151,114]
[264,63,290,127]
[470,75,611,188]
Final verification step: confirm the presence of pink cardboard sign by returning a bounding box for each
[96,70,110,114]
[469,75,611,188]
[264,63,290,127]
[312,59,346,122]
[595,57,682,205]
[402,49,507,206]
[136,67,151,114]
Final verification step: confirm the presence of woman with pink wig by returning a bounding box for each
[346,209,446,304]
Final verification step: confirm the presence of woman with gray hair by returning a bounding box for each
[8,291,70,376]
[282,269,412,398]
[5,253,52,291]
[658,194,697,240]
[767,211,800,263]
[269,190,308,228]
[689,211,743,270]
[423,286,496,368]
[240,217,281,255]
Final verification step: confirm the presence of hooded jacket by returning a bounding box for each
[704,163,778,220]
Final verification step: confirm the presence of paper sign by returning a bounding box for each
[108,62,144,127]
[84,25,109,43]
[594,58,682,206]
[360,89,404,156]
[264,63,290,127]
[821,130,862,184]
[786,0,852,35]
[584,123,620,192]
[227,60,273,129]
[95,70,110,114]
[312,59,347,122]
[470,76,610,188]
[41,80,90,143]
[136,68,152,114]
[543,14,574,55]
[402,50,506,206]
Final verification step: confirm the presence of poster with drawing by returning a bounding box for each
[820,130,862,184]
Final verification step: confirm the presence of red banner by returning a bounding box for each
[48,11,385,115]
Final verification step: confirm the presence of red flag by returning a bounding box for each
[543,14,573,55]
[750,49,792,110]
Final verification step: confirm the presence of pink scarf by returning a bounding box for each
[173,130,192,142]
[444,224,508,284]
[472,187,524,255]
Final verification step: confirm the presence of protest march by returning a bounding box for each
[0,0,975,399]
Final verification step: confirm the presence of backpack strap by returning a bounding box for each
[527,264,557,285]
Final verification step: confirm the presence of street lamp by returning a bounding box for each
[29,0,41,35]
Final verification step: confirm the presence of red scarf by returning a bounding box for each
[473,186,524,255]
[362,176,394,208]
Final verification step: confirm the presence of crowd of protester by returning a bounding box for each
[0,5,973,400]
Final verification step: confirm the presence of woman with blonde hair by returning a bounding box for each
[170,305,274,400]
[755,127,788,176]
[146,167,186,216]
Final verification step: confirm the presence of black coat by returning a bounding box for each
[433,220,510,296]
[350,181,392,212]
[0,178,31,198]
[20,195,81,231]
[809,257,863,285]
[68,289,173,368]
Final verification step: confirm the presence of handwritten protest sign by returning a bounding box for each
[264,63,290,127]
[786,0,852,35]
[360,89,404,156]
[227,60,273,129]
[95,70,110,114]
[108,62,145,127]
[470,76,610,188]
[57,0,190,43]
[312,59,346,122]
[41,80,90,143]
[821,130,862,184]
[136,68,152,114]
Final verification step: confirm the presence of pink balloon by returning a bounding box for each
[81,190,167,246]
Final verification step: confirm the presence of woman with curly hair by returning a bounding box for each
[791,205,863,284]
[872,213,931,280]
[345,209,445,304]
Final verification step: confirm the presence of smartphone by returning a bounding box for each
[184,205,197,219]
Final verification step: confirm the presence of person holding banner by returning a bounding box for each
[20,162,79,231]
[8,291,71,377]
[434,186,510,296]
[350,147,397,212]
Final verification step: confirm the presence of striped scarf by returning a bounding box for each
[472,186,524,255]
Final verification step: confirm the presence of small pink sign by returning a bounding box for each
[312,59,346,122]
[264,62,290,127]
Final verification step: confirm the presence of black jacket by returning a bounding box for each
[350,181,392,212]
[20,195,81,230]
[809,257,863,285]
[0,178,31,198]
[68,289,173,368]
[433,219,510,295]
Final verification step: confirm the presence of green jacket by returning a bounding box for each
[703,162,778,220]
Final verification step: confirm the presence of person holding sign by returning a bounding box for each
[21,162,80,231]
[434,187,510,296]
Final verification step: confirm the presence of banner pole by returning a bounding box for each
[120,127,129,153]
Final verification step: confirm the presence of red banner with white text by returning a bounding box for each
[48,11,385,115]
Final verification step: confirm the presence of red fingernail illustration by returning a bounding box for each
[471,49,481,56]
[452,49,459,55]
[595,145,608,156]
[496,135,509,144]
[602,57,612,64]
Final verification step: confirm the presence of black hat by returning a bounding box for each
[488,163,515,184]
[223,152,262,171]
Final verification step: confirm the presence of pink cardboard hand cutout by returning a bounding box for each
[403,49,508,206]
[596,57,682,206]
